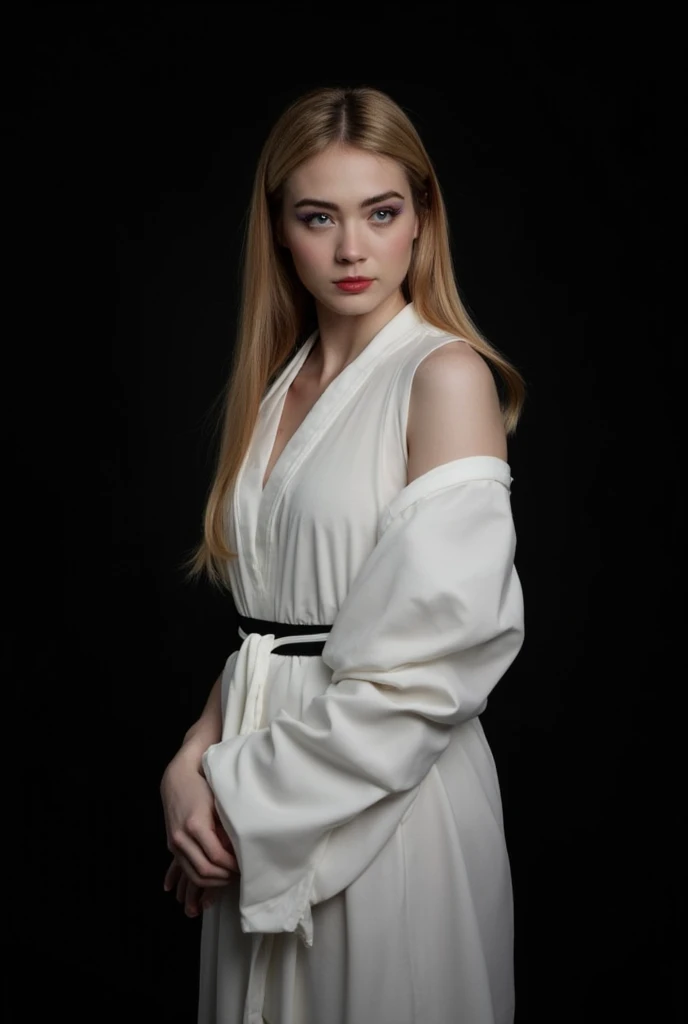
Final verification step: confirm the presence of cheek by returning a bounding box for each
[377,224,416,263]
[284,227,326,267]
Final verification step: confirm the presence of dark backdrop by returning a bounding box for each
[6,5,683,1023]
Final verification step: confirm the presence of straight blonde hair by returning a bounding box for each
[189,85,525,586]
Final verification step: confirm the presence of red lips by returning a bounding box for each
[335,279,374,292]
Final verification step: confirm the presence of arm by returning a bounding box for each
[161,672,238,896]
[201,347,524,945]
[406,340,507,472]
[174,673,224,771]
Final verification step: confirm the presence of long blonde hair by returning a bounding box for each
[189,85,526,586]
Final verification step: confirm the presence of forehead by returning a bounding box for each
[284,145,408,200]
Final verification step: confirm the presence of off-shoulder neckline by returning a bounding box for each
[379,455,512,533]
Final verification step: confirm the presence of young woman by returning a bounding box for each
[160,84,525,1024]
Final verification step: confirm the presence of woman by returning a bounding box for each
[160,84,525,1024]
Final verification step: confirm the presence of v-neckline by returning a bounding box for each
[260,331,320,495]
[258,302,422,504]
[242,302,422,587]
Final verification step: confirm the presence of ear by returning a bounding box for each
[412,211,420,241]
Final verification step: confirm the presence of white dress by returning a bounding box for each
[198,302,524,1024]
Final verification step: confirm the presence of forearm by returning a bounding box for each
[202,472,524,941]
[176,674,223,769]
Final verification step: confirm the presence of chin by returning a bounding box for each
[316,287,392,318]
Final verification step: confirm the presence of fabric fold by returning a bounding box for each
[202,456,524,944]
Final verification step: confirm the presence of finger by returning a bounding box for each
[215,818,236,853]
[215,825,240,871]
[216,847,238,873]
[201,883,231,911]
[185,880,202,918]
[200,887,220,912]
[171,831,232,883]
[176,871,188,905]
[175,849,234,889]
[186,818,237,872]
[217,825,232,850]
[164,859,182,892]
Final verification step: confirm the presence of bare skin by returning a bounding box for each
[161,144,421,917]
[160,678,238,917]
[160,142,505,918]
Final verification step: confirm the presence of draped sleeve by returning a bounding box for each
[202,455,524,946]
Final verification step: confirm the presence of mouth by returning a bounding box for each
[334,277,375,292]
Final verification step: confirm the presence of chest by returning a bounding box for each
[230,341,415,607]
[262,377,332,492]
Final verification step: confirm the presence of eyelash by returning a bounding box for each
[298,207,402,228]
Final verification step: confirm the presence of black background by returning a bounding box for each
[6,4,684,1022]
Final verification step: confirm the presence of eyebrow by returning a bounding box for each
[293,190,405,211]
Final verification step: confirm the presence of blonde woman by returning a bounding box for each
[160,84,525,1024]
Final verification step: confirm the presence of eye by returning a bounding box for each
[371,207,402,224]
[297,206,403,229]
[299,212,334,228]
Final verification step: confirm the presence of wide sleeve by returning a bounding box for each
[202,455,524,946]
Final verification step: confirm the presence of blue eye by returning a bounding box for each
[371,207,402,223]
[300,212,333,227]
[298,207,403,228]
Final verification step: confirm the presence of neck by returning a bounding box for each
[307,290,407,385]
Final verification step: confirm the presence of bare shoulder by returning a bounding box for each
[413,339,497,391]
[407,341,507,483]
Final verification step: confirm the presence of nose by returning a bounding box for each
[335,222,366,265]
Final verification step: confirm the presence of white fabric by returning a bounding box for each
[231,628,333,738]
[198,303,524,1024]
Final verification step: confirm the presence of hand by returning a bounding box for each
[164,815,239,918]
[164,857,236,917]
[160,750,239,887]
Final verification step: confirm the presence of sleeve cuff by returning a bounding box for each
[239,865,316,948]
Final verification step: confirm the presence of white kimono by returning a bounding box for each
[198,302,524,1024]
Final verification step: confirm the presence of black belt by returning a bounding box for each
[236,614,333,656]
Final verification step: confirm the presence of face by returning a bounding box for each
[279,144,419,318]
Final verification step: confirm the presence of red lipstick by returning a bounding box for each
[335,277,374,293]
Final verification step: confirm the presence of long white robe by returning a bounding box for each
[198,302,524,1024]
